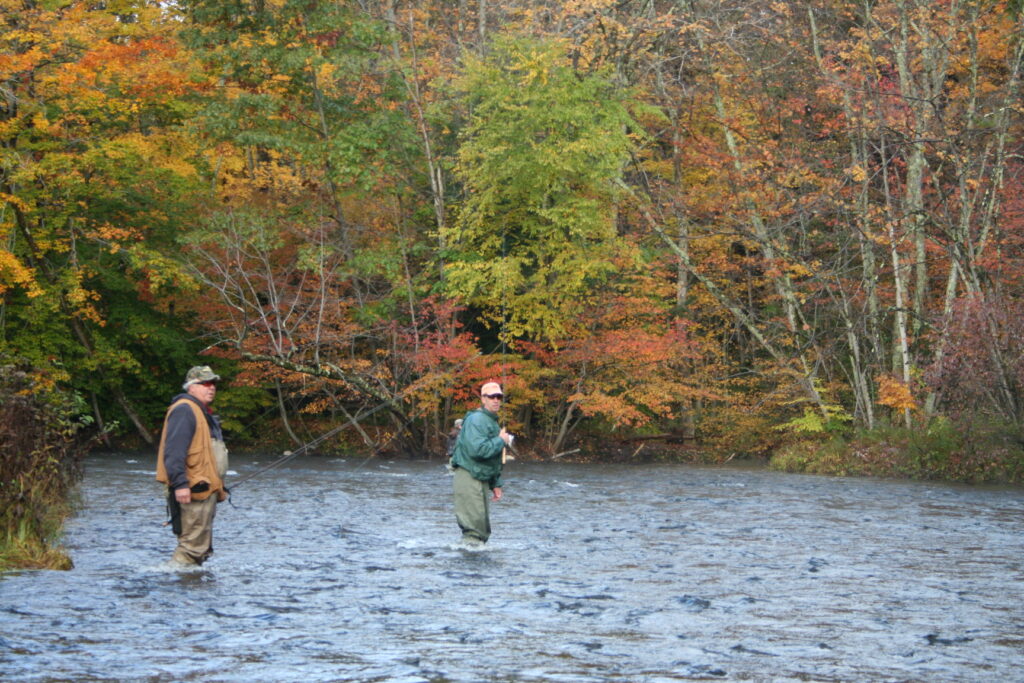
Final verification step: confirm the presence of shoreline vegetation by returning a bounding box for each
[106,416,1024,485]
[0,367,88,572]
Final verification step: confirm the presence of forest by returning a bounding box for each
[3,0,1024,489]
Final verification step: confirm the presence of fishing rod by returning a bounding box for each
[497,240,525,462]
[227,394,400,490]
[164,395,394,524]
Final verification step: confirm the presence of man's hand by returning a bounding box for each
[491,486,503,502]
[174,487,191,504]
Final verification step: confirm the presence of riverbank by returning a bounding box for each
[102,416,1024,488]
[768,422,1024,485]
[505,426,1024,486]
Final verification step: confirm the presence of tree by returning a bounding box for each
[1,0,206,442]
[443,34,641,344]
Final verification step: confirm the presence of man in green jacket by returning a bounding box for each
[450,381,513,546]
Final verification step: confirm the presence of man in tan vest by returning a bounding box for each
[156,366,229,566]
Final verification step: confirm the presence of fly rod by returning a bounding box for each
[228,396,397,490]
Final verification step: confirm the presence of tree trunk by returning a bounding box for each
[275,379,303,447]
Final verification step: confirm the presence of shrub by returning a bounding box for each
[769,419,1024,484]
[699,410,779,461]
[770,437,866,476]
[0,365,89,571]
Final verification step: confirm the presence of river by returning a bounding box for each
[2,452,1023,682]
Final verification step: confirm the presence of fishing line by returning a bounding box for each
[227,411,360,490]
[501,228,510,388]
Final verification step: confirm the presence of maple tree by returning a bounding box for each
[518,256,714,455]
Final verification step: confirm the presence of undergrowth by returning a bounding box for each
[770,419,1024,484]
[0,364,89,571]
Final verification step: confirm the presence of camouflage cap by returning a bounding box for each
[182,365,220,389]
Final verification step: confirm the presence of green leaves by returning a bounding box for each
[444,35,641,343]
[183,0,411,192]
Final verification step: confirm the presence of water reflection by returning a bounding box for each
[2,453,1023,682]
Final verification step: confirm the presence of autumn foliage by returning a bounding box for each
[2,0,1024,482]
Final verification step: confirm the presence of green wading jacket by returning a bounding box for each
[450,408,505,488]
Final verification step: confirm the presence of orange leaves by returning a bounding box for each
[845,164,867,183]
[1,6,202,162]
[552,304,707,430]
[877,375,917,412]
[85,223,139,252]
[62,35,196,108]
[0,250,41,298]
[60,271,105,326]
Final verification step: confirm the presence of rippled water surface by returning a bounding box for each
[2,452,1024,682]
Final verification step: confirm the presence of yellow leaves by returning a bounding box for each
[4,28,44,45]
[519,51,551,86]
[86,223,139,253]
[132,251,199,295]
[213,149,304,206]
[93,224,136,242]
[100,143,131,162]
[846,164,867,182]
[316,62,337,87]
[64,281,105,326]
[786,262,814,279]
[204,144,247,178]
[29,111,59,137]
[112,132,200,179]
[0,192,31,213]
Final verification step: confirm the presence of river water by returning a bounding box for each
[1,452,1023,682]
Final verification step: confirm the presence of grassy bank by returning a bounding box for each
[769,420,1024,484]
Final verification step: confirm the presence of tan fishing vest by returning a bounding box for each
[155,398,227,502]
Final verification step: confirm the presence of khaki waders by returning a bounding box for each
[172,494,218,565]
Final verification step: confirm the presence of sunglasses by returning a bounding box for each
[198,380,218,387]
[482,393,504,400]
